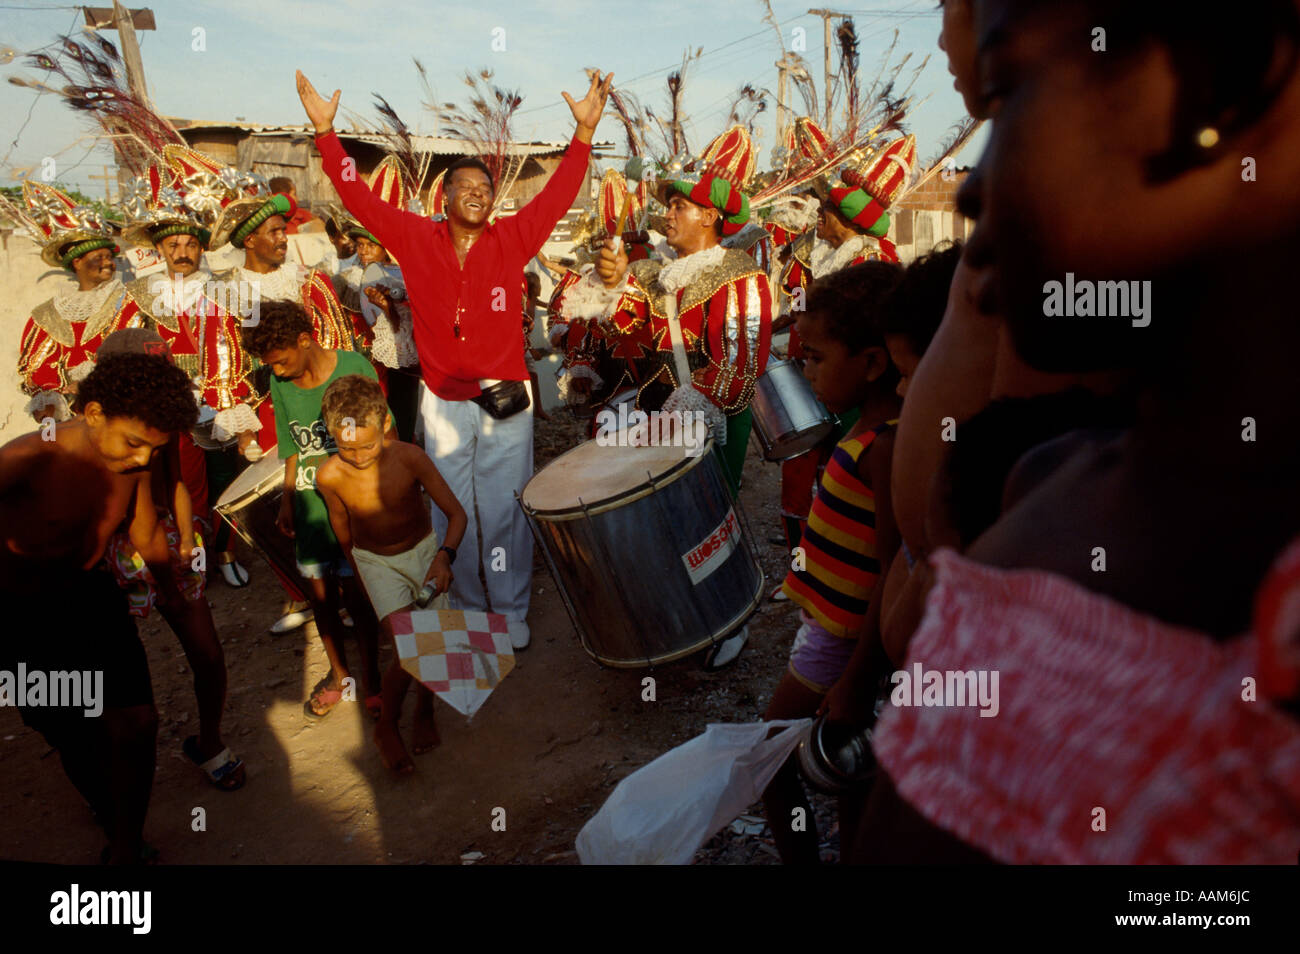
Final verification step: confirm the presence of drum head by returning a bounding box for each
[215,446,283,511]
[523,438,700,514]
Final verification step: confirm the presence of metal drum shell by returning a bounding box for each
[750,358,835,461]
[796,715,878,795]
[521,439,764,668]
[213,447,306,590]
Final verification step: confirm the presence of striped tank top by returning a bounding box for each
[781,421,893,637]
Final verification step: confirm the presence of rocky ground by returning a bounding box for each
[0,411,839,865]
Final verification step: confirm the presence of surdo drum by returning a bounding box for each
[520,438,764,668]
[214,447,308,592]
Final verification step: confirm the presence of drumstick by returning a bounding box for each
[613,192,634,240]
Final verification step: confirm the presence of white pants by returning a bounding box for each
[419,383,533,621]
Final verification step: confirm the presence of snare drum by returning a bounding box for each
[213,447,306,592]
[520,438,764,668]
[749,358,834,461]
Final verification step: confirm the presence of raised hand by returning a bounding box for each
[296,70,340,135]
[562,70,614,138]
[596,235,628,289]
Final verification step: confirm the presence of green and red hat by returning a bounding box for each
[654,125,756,237]
[824,134,916,237]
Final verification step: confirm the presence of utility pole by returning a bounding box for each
[83,3,156,104]
[808,8,850,138]
[87,165,118,204]
[774,54,793,157]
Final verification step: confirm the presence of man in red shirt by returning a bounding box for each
[297,68,612,649]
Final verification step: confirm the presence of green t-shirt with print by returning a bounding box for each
[270,350,387,568]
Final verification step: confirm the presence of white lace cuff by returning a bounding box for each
[25,390,73,422]
[67,360,97,384]
[547,320,569,349]
[556,364,604,405]
[212,403,262,442]
[661,385,727,445]
[559,267,631,321]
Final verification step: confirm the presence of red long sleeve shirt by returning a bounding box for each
[316,130,591,400]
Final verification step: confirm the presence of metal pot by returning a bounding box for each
[796,715,877,796]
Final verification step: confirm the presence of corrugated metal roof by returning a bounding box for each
[169,119,612,156]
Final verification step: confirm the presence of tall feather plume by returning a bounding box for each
[836,18,861,140]
[15,30,184,176]
[726,84,768,137]
[588,67,645,157]
[788,60,818,120]
[666,70,685,155]
[905,116,983,197]
[429,68,525,212]
[651,47,701,157]
[370,93,429,200]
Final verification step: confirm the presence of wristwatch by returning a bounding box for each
[438,545,457,563]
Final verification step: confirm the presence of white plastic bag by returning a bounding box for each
[576,718,813,865]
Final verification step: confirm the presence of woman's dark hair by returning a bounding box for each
[446,156,495,192]
[78,352,198,433]
[241,299,314,357]
[804,259,903,354]
[882,241,962,358]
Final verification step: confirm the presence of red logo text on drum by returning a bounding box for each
[683,508,740,585]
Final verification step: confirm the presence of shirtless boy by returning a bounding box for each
[0,352,198,863]
[315,374,467,775]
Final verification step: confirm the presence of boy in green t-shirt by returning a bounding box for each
[242,301,384,717]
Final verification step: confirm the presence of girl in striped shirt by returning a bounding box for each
[762,261,903,864]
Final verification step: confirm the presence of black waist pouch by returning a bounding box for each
[470,379,531,419]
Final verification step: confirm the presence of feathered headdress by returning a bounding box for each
[9,30,185,176]
[20,180,119,269]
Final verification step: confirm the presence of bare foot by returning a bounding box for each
[411,706,440,755]
[373,721,414,775]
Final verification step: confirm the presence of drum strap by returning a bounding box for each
[663,287,692,390]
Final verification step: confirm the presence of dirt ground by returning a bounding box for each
[0,413,839,865]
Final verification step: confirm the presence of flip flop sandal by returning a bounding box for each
[306,682,344,718]
[183,735,246,791]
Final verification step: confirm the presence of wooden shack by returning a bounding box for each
[169,119,612,240]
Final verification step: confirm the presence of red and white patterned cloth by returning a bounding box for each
[871,547,1300,864]
[387,608,515,719]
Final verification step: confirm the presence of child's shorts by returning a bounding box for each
[789,610,857,694]
[106,511,207,617]
[351,530,449,621]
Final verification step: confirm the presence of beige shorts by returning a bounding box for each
[351,531,451,621]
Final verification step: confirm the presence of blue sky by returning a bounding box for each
[1,0,982,199]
